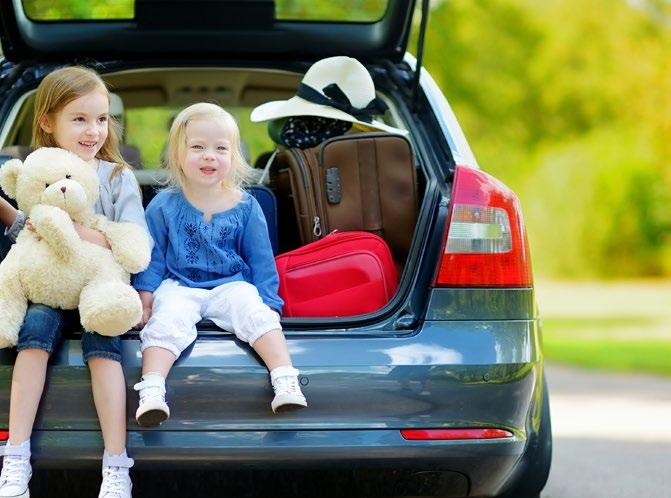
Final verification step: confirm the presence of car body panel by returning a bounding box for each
[0,318,539,431]
[426,288,536,321]
[30,428,525,495]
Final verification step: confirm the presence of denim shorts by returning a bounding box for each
[16,303,122,363]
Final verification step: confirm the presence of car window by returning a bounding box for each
[22,0,133,20]
[124,106,274,169]
[22,0,388,22]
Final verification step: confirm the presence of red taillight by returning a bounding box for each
[0,431,8,441]
[435,166,532,287]
[400,428,513,440]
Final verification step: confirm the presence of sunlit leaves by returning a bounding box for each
[420,0,671,277]
[22,0,387,22]
[23,0,133,20]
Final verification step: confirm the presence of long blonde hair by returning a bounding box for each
[165,102,253,190]
[32,66,128,179]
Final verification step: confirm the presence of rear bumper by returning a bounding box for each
[2,298,543,496]
[32,428,525,496]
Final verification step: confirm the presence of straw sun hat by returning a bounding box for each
[250,56,406,135]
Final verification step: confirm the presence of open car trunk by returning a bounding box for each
[0,63,431,315]
[0,62,448,433]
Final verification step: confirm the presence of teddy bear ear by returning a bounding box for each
[0,158,23,200]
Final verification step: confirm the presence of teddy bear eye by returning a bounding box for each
[45,183,50,188]
[65,174,72,179]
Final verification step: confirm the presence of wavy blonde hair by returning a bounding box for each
[32,66,128,179]
[165,102,253,190]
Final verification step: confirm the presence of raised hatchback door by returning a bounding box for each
[0,0,417,63]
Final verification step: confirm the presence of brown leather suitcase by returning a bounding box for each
[271,132,418,262]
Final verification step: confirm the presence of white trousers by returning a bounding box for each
[140,279,281,357]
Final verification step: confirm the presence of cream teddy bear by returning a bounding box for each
[0,147,151,348]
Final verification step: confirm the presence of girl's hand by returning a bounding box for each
[135,290,154,329]
[73,222,111,249]
[25,219,42,241]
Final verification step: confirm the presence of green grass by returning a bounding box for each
[536,280,671,377]
[542,317,671,376]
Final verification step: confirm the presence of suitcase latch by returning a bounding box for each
[325,167,342,204]
[313,216,322,237]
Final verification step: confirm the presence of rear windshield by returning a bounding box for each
[22,0,388,22]
[124,106,271,170]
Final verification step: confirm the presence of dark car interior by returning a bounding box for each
[0,66,425,313]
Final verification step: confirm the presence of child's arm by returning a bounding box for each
[73,222,112,248]
[95,168,152,272]
[240,198,284,314]
[133,195,170,295]
[2,196,110,249]
[0,196,17,227]
[0,196,24,243]
[136,290,154,328]
[109,169,150,230]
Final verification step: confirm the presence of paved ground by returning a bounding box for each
[542,363,671,498]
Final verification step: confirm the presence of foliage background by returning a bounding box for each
[418,0,671,279]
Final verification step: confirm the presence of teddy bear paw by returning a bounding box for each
[79,282,142,336]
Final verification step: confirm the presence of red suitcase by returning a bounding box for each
[275,231,398,317]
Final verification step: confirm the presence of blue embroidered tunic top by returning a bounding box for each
[134,188,283,313]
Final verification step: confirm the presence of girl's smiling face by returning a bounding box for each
[181,118,233,190]
[40,90,109,162]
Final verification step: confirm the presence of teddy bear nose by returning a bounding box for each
[60,186,67,193]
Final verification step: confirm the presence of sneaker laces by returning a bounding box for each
[0,456,30,489]
[272,375,301,396]
[99,466,129,498]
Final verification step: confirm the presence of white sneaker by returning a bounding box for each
[0,441,32,498]
[98,451,133,498]
[134,373,169,427]
[270,366,308,413]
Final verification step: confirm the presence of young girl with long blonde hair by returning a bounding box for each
[0,66,148,498]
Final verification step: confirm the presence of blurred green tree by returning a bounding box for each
[420,0,671,278]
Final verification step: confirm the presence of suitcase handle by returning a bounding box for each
[257,148,279,185]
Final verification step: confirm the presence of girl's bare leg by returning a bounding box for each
[141,346,177,378]
[88,358,126,454]
[252,329,306,412]
[8,349,48,445]
[252,329,292,371]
